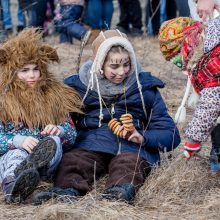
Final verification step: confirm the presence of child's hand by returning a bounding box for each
[127,129,144,145]
[197,0,217,21]
[41,124,61,136]
[183,142,201,159]
[22,136,39,153]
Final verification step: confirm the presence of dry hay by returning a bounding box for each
[32,152,220,220]
[136,152,220,219]
[0,33,219,220]
[1,151,220,220]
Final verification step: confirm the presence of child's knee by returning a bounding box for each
[6,149,28,161]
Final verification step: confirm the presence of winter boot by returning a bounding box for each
[103,184,136,202]
[2,168,40,204]
[14,137,57,177]
[210,125,220,173]
[210,147,220,173]
[129,27,143,37]
[32,187,80,205]
[116,25,130,34]
[87,29,101,44]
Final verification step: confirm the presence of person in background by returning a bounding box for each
[84,0,113,43]
[146,0,190,37]
[145,0,178,36]
[1,0,25,35]
[43,0,56,36]
[145,0,166,36]
[175,0,190,16]
[117,0,143,37]
[0,0,7,41]
[55,0,90,44]
[19,0,48,29]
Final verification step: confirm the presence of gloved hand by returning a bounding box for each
[183,142,201,159]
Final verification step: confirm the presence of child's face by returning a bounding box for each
[16,64,40,87]
[103,51,131,84]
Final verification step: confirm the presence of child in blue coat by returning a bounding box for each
[34,29,180,204]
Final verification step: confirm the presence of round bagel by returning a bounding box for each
[114,125,121,134]
[120,119,133,124]
[108,118,118,129]
[123,123,134,128]
[120,113,133,119]
[112,121,121,131]
[124,126,135,132]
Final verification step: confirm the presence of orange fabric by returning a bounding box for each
[158,17,195,60]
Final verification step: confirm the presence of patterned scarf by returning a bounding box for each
[158,17,195,61]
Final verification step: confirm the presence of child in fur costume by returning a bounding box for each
[158,17,220,161]
[33,29,180,204]
[0,28,82,204]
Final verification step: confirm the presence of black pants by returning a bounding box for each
[117,0,142,30]
[19,0,48,28]
[175,0,190,16]
[211,124,220,148]
[54,149,151,195]
[145,0,160,36]
[145,0,176,36]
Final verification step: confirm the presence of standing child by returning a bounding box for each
[55,0,90,44]
[187,0,220,173]
[0,28,82,203]
[159,17,220,161]
[34,29,180,204]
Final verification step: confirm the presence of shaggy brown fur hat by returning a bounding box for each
[0,28,82,128]
[0,28,59,85]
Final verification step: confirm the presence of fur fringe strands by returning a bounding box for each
[0,28,83,128]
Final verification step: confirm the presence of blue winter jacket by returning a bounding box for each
[64,72,181,167]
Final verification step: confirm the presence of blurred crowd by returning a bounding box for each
[0,0,190,43]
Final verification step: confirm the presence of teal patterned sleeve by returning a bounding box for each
[0,122,16,156]
[57,115,77,145]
